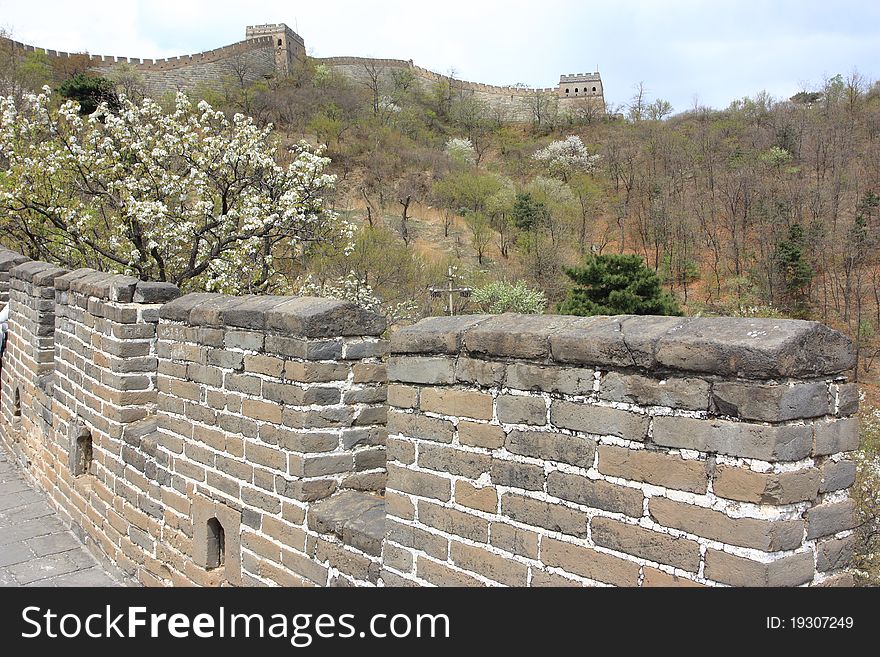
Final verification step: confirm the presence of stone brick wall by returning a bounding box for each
[315,57,605,123]
[0,34,279,98]
[0,248,30,306]
[383,314,858,586]
[152,293,388,586]
[0,25,604,121]
[0,246,860,587]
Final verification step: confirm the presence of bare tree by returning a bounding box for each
[627,81,648,122]
[363,62,385,116]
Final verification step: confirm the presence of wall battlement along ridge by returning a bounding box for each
[0,248,859,587]
[1,22,603,121]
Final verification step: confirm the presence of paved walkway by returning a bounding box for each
[0,447,120,587]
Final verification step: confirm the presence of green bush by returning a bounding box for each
[57,73,120,115]
[557,253,681,316]
[471,280,547,314]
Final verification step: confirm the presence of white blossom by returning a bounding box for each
[0,91,347,294]
[532,135,600,179]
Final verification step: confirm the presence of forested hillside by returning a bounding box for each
[3,42,880,382]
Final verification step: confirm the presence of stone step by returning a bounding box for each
[307,490,385,557]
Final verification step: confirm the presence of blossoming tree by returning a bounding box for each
[531,135,600,181]
[0,88,346,293]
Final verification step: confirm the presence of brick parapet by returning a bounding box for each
[0,244,860,586]
[383,313,858,586]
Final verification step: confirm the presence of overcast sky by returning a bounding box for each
[2,0,878,112]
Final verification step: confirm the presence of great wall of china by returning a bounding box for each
[0,23,605,122]
[0,246,858,586]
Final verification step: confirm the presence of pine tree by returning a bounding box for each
[774,223,813,316]
[510,192,547,230]
[57,73,120,115]
[557,253,681,316]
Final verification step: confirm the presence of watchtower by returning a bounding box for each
[558,72,604,99]
[245,23,305,77]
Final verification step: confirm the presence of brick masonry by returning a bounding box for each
[0,24,604,122]
[384,314,858,587]
[0,248,859,587]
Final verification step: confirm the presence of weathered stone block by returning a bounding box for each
[816,535,854,572]
[652,416,812,461]
[418,501,489,542]
[805,500,857,540]
[712,465,820,504]
[489,522,538,559]
[649,497,804,551]
[387,384,419,409]
[457,421,504,449]
[506,363,594,395]
[591,516,701,572]
[505,430,596,468]
[391,315,490,354]
[704,549,813,587]
[550,401,649,440]
[812,417,859,456]
[386,463,451,501]
[454,357,506,387]
[420,388,493,420]
[540,536,640,586]
[455,481,498,513]
[547,471,644,516]
[490,459,545,491]
[497,394,546,426]
[133,281,180,304]
[418,444,491,479]
[464,314,579,360]
[388,410,453,443]
[500,493,588,538]
[450,541,528,586]
[711,381,830,421]
[600,372,709,411]
[819,459,857,493]
[265,296,386,338]
[598,445,707,493]
[387,356,455,385]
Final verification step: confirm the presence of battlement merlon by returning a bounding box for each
[559,72,601,83]
[245,23,305,47]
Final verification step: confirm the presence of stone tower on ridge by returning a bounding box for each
[245,23,305,77]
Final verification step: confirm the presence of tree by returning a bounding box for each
[0,90,342,293]
[107,63,146,103]
[627,82,648,122]
[510,192,547,231]
[558,253,681,316]
[445,137,477,166]
[57,73,120,115]
[774,223,813,316]
[362,62,385,116]
[466,213,492,265]
[647,98,673,121]
[471,280,546,314]
[532,135,600,181]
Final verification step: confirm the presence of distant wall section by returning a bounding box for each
[315,56,605,122]
[0,24,301,97]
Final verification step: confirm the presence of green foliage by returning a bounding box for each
[432,170,504,215]
[759,145,793,170]
[774,223,813,315]
[19,51,53,90]
[510,192,548,230]
[558,253,682,316]
[57,73,120,115]
[471,280,546,314]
